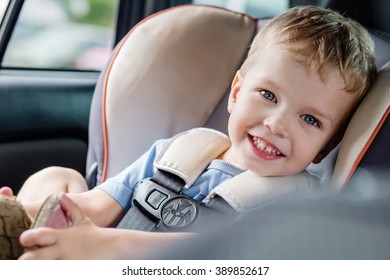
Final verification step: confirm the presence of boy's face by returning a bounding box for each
[224,41,357,176]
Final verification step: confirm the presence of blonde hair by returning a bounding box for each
[240,6,377,98]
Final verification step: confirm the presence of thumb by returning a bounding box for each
[0,186,14,196]
[58,192,86,226]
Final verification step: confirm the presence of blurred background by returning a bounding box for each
[0,0,324,71]
[0,0,118,70]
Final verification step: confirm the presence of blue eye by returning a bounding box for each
[300,114,319,127]
[260,90,277,103]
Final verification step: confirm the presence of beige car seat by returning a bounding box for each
[85,4,389,195]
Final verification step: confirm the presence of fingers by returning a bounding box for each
[19,227,63,260]
[19,227,57,248]
[58,192,86,225]
[19,246,59,260]
[0,186,14,196]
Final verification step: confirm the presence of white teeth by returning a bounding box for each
[252,136,282,156]
[259,142,266,150]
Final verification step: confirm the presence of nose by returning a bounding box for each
[263,112,288,137]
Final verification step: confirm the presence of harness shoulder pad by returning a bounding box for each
[154,128,231,187]
[208,170,318,213]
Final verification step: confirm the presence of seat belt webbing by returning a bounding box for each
[152,170,185,194]
[117,203,156,231]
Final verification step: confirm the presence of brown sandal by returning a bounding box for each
[0,195,32,259]
[0,195,68,260]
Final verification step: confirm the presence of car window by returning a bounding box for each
[192,0,324,18]
[2,0,119,71]
[0,0,9,23]
[193,0,288,17]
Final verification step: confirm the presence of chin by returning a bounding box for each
[248,167,280,177]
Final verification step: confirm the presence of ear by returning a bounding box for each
[227,71,242,113]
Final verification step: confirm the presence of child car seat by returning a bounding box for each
[85,5,257,186]
[85,4,389,195]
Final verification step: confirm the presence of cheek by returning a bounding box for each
[228,102,246,126]
[228,106,254,137]
[227,112,242,141]
[232,99,259,122]
[294,133,327,160]
[227,111,249,148]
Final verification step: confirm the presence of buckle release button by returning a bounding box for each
[146,190,168,210]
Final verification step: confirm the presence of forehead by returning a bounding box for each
[245,41,345,89]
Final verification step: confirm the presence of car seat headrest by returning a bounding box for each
[87,5,257,183]
[324,1,390,69]
[331,61,390,189]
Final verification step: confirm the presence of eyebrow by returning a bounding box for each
[258,78,283,93]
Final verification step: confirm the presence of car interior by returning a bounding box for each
[0,0,388,259]
[0,0,387,193]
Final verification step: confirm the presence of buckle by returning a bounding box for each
[133,179,197,228]
[161,196,197,228]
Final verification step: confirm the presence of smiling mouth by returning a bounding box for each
[251,135,285,157]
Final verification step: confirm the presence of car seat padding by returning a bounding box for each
[98,5,257,183]
[331,61,390,189]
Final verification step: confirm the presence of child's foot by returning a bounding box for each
[0,195,32,259]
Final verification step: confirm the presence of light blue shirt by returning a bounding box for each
[97,138,244,212]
